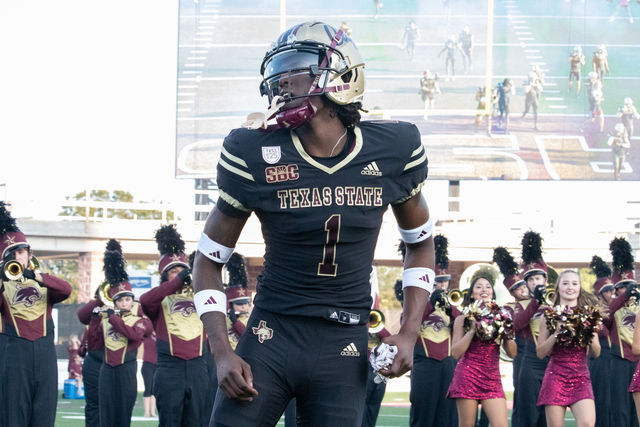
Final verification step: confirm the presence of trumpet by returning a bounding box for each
[98,282,115,308]
[93,306,130,316]
[2,256,40,281]
[369,309,385,334]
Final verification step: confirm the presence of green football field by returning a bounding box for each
[55,391,582,426]
[176,0,640,180]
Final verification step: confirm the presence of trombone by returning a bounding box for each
[2,256,40,281]
[369,309,385,334]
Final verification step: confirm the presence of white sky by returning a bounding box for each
[0,1,192,217]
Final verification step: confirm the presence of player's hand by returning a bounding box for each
[215,350,258,401]
[378,332,415,379]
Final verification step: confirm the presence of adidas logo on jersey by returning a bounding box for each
[204,296,217,305]
[209,251,221,259]
[361,162,382,176]
[329,311,339,320]
[420,274,431,283]
[340,342,360,357]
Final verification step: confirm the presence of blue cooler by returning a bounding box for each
[63,379,83,399]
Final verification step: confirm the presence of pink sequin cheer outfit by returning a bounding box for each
[537,344,594,406]
[447,338,505,400]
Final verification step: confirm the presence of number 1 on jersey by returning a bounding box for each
[317,214,341,276]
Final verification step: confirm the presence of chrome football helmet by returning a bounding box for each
[259,21,365,128]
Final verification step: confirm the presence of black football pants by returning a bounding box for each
[210,307,368,427]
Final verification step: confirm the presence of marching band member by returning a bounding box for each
[512,231,550,427]
[0,202,72,427]
[224,253,251,351]
[361,303,391,427]
[629,279,640,426]
[91,246,151,427]
[493,246,528,422]
[410,235,459,427]
[605,237,640,427]
[447,267,516,427]
[536,270,601,427]
[141,331,157,418]
[588,255,614,427]
[139,224,208,427]
[77,239,122,427]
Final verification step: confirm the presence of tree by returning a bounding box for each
[40,259,79,304]
[59,190,175,220]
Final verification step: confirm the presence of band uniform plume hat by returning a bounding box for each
[0,202,29,260]
[493,246,525,292]
[590,255,613,295]
[155,224,189,275]
[103,241,133,300]
[610,237,636,288]
[434,235,451,282]
[521,231,548,280]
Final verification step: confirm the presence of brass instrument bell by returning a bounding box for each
[368,309,385,334]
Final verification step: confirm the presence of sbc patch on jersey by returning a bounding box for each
[262,146,281,164]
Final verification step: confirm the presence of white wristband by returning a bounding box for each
[194,290,227,318]
[198,232,234,264]
[402,267,435,294]
[398,217,433,244]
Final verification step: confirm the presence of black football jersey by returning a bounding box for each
[216,121,428,323]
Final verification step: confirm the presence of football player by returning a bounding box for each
[522,71,544,131]
[438,35,464,81]
[459,26,473,73]
[617,97,640,138]
[587,71,605,132]
[496,78,514,133]
[401,21,420,62]
[610,123,631,180]
[592,45,609,84]
[568,46,585,95]
[193,21,434,426]
[420,70,440,120]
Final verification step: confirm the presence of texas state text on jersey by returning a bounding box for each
[215,120,428,322]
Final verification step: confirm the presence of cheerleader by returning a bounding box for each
[536,270,600,427]
[447,270,516,427]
